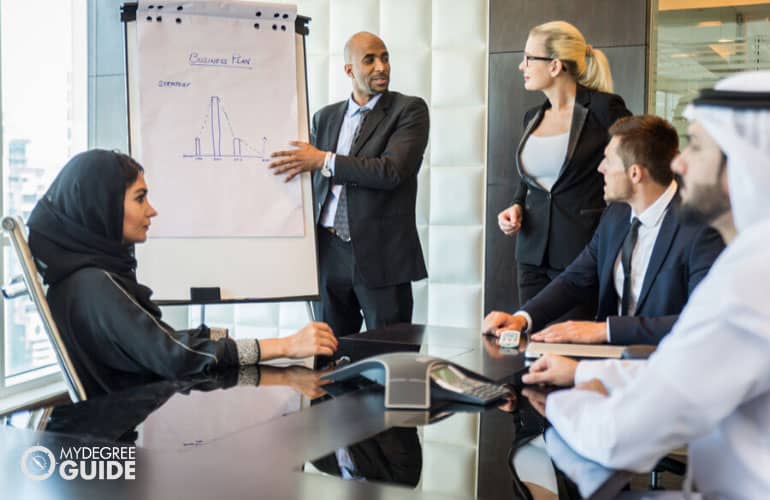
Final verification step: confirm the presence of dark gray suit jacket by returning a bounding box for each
[311,91,429,288]
[521,195,725,345]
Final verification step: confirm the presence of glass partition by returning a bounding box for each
[650,0,770,135]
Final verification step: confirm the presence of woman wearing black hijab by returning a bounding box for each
[27,149,337,395]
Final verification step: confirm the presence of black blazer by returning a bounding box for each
[521,195,726,345]
[513,86,631,269]
[311,91,429,288]
[47,268,239,396]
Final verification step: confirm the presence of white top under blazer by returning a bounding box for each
[520,132,569,192]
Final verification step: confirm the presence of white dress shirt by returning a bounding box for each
[612,181,678,317]
[545,217,770,499]
[319,93,382,228]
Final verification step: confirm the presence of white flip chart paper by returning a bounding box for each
[136,2,303,238]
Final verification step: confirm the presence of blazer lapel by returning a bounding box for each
[349,92,391,157]
[313,101,347,218]
[598,204,631,316]
[553,87,590,186]
[515,106,545,184]
[326,101,347,152]
[635,196,681,313]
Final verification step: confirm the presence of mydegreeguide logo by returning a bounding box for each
[21,444,136,481]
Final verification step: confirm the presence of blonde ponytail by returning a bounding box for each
[583,46,613,93]
[530,21,614,93]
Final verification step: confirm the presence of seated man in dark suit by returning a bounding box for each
[483,115,725,345]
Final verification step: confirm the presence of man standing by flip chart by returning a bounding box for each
[269,32,430,337]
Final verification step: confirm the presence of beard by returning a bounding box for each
[679,182,731,225]
[603,182,633,204]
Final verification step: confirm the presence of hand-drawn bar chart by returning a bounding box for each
[183,96,270,161]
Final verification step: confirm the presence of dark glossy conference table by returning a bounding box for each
[0,324,630,499]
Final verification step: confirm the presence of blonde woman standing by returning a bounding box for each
[498,21,631,315]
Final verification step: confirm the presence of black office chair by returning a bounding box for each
[649,451,687,490]
[2,216,88,402]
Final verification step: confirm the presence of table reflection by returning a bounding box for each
[310,427,422,487]
[303,382,578,499]
[3,354,629,498]
[18,365,325,448]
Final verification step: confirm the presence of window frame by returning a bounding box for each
[0,0,86,403]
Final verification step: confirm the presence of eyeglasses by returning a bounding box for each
[524,54,554,67]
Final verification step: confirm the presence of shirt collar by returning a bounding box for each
[346,93,382,117]
[632,180,678,228]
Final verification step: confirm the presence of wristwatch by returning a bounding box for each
[320,152,332,178]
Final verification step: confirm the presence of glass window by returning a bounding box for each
[651,1,770,136]
[1,0,86,392]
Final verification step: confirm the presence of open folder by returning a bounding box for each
[525,342,626,359]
